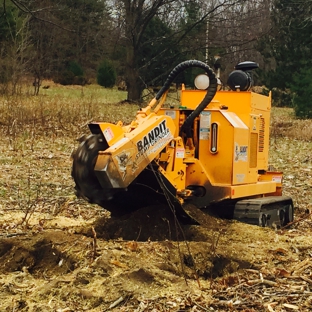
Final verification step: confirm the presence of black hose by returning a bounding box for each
[155,60,217,138]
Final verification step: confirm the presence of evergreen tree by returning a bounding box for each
[273,1,312,85]
[0,2,18,83]
[97,60,116,88]
[138,16,181,87]
[291,67,312,118]
[258,0,312,115]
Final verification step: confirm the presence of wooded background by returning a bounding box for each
[1,0,311,117]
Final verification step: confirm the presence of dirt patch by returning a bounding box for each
[0,234,75,277]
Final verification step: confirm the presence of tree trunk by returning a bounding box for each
[33,75,41,96]
[122,0,163,103]
[125,66,144,102]
[125,44,144,102]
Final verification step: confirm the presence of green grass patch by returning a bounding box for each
[41,83,128,102]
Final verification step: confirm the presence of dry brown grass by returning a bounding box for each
[271,107,312,141]
[0,84,139,229]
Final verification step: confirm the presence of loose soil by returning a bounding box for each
[1,111,312,311]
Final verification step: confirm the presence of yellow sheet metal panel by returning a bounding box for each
[197,109,261,187]
[95,114,176,188]
[251,92,271,111]
[198,110,233,184]
[258,171,283,196]
[232,127,251,185]
[181,89,251,113]
[230,181,277,199]
[181,90,270,125]
[96,122,125,146]
[214,91,251,116]
[180,90,211,109]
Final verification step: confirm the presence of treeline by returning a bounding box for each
[262,0,312,118]
[1,0,312,117]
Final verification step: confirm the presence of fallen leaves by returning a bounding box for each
[209,255,312,311]
[283,303,300,310]
[126,241,139,252]
[110,259,129,269]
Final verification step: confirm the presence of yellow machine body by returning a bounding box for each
[72,60,291,226]
[155,88,281,206]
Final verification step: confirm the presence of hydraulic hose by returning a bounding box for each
[155,60,218,138]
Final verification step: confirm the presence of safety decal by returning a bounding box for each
[236,174,245,183]
[113,147,139,180]
[200,111,211,140]
[165,110,176,119]
[200,128,209,140]
[272,176,282,183]
[234,143,248,162]
[176,147,185,158]
[103,127,114,142]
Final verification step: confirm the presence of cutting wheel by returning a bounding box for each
[71,134,111,207]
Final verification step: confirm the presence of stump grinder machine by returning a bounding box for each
[71,60,294,227]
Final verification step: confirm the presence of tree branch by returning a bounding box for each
[10,0,76,32]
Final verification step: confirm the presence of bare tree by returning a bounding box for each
[6,0,272,99]
[209,0,272,71]
[0,1,31,95]
[6,0,113,93]
[112,0,272,101]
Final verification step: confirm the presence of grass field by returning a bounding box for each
[0,83,312,311]
[1,83,311,212]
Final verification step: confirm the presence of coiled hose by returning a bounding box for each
[155,60,218,138]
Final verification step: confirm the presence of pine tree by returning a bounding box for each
[263,0,312,115]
